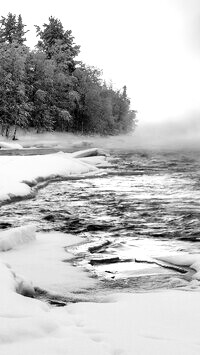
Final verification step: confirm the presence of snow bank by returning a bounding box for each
[0,182,31,202]
[0,227,200,354]
[0,228,107,354]
[0,231,96,295]
[0,141,23,150]
[0,260,58,349]
[0,225,36,252]
[0,152,99,203]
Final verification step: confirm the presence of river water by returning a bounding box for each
[1,150,200,293]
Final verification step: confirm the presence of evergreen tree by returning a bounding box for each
[35,16,80,72]
[73,65,136,135]
[0,13,28,44]
[26,52,55,132]
[16,15,28,44]
[33,17,81,131]
[0,42,31,138]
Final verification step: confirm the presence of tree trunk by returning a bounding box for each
[12,125,17,140]
[1,125,5,136]
[5,126,10,138]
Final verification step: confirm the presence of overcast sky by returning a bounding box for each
[1,0,200,124]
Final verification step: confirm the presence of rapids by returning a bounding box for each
[1,150,200,292]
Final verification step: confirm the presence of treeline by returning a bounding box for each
[0,14,137,139]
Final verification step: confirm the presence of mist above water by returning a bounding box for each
[14,112,200,152]
[129,115,200,151]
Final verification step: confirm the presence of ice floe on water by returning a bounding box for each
[72,235,200,286]
[71,147,107,158]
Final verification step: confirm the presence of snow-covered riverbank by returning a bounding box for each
[1,147,200,354]
[0,225,200,355]
[0,150,108,203]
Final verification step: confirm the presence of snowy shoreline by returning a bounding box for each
[1,226,200,355]
[0,149,108,204]
[1,145,200,354]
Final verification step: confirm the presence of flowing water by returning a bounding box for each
[1,150,200,293]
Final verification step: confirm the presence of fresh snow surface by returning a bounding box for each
[0,141,23,150]
[0,226,200,354]
[0,230,96,295]
[0,151,102,203]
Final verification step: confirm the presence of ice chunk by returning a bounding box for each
[0,141,23,149]
[157,253,200,280]
[71,148,106,158]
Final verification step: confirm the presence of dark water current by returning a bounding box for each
[1,150,200,293]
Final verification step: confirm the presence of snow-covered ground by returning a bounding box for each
[0,228,96,296]
[1,148,200,354]
[0,226,200,354]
